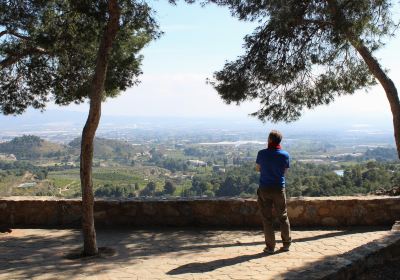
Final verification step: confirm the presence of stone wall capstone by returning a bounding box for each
[0,196,399,228]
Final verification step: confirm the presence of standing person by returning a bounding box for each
[256,130,291,254]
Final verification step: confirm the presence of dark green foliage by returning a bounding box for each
[183,160,400,198]
[184,147,209,157]
[0,160,48,179]
[364,147,398,161]
[207,0,396,122]
[286,161,397,196]
[190,176,210,195]
[94,183,135,198]
[140,181,156,196]
[215,163,259,196]
[163,181,176,195]
[148,148,189,172]
[181,162,259,197]
[159,158,189,172]
[149,148,163,162]
[0,0,160,114]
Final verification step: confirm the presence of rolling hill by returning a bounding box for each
[68,137,139,160]
[0,135,67,160]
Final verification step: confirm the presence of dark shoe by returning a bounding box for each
[279,246,290,252]
[263,247,274,254]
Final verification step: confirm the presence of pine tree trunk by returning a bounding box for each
[326,0,400,159]
[80,0,120,256]
[352,42,400,160]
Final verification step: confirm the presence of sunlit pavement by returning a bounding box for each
[1,227,399,280]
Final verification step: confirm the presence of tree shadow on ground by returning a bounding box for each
[167,250,288,275]
[290,226,387,243]
[167,252,266,274]
[0,227,392,279]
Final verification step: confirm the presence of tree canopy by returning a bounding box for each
[0,0,159,114]
[207,0,398,122]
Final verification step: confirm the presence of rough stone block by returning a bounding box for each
[124,207,137,216]
[142,203,157,216]
[175,203,191,217]
[161,204,180,217]
[318,207,330,216]
[239,204,254,215]
[390,204,400,210]
[305,206,318,219]
[94,210,107,219]
[192,201,214,216]
[321,217,339,227]
[288,205,304,218]
[335,205,350,218]
[352,205,367,218]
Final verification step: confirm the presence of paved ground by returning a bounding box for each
[0,227,398,280]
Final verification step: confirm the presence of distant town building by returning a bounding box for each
[187,160,207,167]
[17,182,37,188]
[212,165,226,173]
[0,153,17,161]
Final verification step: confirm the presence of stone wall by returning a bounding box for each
[0,196,399,228]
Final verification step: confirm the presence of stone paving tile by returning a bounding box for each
[0,227,396,280]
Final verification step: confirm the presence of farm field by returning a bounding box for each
[0,134,399,199]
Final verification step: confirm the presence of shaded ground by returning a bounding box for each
[359,258,400,280]
[0,227,397,280]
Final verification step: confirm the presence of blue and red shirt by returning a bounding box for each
[256,147,290,188]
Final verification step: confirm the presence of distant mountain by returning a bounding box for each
[0,109,87,129]
[0,135,67,160]
[0,109,395,142]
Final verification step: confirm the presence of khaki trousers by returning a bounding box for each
[257,187,291,250]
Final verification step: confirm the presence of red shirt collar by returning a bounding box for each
[268,143,282,149]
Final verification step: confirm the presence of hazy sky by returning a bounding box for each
[49,1,400,127]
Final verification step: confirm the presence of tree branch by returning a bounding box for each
[0,30,31,40]
[0,47,48,69]
[8,30,31,40]
[300,19,333,28]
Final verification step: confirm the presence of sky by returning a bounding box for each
[43,1,400,130]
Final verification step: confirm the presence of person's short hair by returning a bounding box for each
[268,130,282,144]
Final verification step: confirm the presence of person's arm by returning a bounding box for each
[284,153,290,175]
[256,151,261,172]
